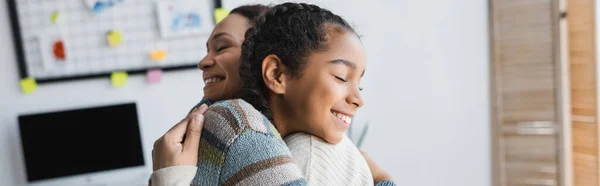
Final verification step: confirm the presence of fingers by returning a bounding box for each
[196,103,209,115]
[177,104,206,124]
[183,104,207,154]
[160,104,207,154]
[185,107,199,119]
[165,119,189,144]
[176,107,198,124]
[165,106,204,141]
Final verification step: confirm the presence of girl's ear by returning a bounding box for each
[261,54,288,94]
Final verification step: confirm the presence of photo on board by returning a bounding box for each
[156,1,213,38]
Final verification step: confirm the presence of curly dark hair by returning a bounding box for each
[239,2,357,119]
[230,4,270,26]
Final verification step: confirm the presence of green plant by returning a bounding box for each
[347,120,370,148]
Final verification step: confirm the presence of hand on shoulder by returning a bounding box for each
[360,150,395,184]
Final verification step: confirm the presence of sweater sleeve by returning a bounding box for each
[376,180,398,186]
[150,165,197,186]
[191,99,307,186]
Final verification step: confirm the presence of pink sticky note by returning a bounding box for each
[147,69,163,84]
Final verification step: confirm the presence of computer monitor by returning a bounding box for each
[18,103,146,186]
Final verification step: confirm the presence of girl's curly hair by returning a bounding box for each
[239,2,357,119]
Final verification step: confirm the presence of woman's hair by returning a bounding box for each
[239,2,357,119]
[230,5,271,26]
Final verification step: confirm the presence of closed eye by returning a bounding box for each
[335,76,348,82]
[216,46,229,52]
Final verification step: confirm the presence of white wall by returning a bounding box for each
[0,0,490,186]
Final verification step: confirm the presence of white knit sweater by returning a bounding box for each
[284,133,374,186]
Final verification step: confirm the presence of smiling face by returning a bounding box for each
[198,13,250,101]
[273,30,366,144]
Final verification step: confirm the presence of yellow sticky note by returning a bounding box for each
[214,8,230,24]
[107,30,123,47]
[50,11,60,24]
[20,78,37,94]
[150,49,167,61]
[111,72,128,87]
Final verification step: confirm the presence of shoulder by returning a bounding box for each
[205,99,307,185]
[200,99,273,148]
[284,133,319,165]
[207,99,273,134]
[283,133,314,180]
[286,134,374,186]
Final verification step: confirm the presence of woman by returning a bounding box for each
[152,3,395,186]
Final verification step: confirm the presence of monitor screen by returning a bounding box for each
[18,103,145,182]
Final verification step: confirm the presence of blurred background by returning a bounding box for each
[0,0,594,185]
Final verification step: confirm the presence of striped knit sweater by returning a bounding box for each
[190,99,306,186]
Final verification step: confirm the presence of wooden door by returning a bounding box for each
[567,0,599,185]
[489,0,566,185]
